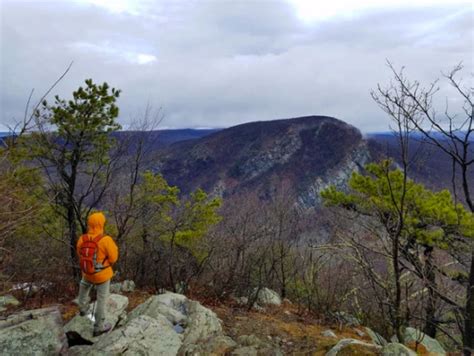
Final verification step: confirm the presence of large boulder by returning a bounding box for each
[0,306,68,355]
[382,343,417,356]
[64,294,128,342]
[325,338,382,356]
[128,292,187,326]
[365,327,387,346]
[128,292,222,348]
[254,288,282,306]
[72,315,182,356]
[184,298,222,345]
[392,327,446,355]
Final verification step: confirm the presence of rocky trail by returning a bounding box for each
[0,283,448,355]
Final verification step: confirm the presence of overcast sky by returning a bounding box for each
[1,0,472,132]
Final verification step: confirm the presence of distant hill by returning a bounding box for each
[153,116,371,206]
[367,133,473,194]
[113,129,219,150]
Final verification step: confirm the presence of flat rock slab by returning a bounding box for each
[64,293,128,342]
[73,315,182,356]
[0,306,68,355]
[326,338,382,356]
[382,343,417,356]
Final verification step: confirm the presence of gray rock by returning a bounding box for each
[333,311,361,326]
[184,299,222,344]
[64,293,128,342]
[258,347,284,356]
[232,346,258,356]
[252,303,266,312]
[179,335,237,355]
[128,293,187,326]
[382,343,417,356]
[128,292,222,347]
[354,328,366,337]
[110,280,136,294]
[254,288,282,306]
[325,338,382,356]
[0,294,20,312]
[231,295,249,305]
[11,282,52,295]
[401,327,446,355]
[68,345,92,356]
[365,327,387,346]
[321,329,337,338]
[0,306,68,355]
[89,315,182,355]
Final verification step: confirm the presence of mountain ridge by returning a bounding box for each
[153,115,370,206]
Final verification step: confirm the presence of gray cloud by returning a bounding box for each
[1,0,472,132]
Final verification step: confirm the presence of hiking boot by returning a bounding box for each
[93,323,112,337]
[79,306,89,317]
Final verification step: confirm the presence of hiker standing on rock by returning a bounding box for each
[76,212,118,337]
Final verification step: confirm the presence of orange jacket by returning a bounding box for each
[77,212,118,284]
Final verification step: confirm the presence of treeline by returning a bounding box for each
[0,64,472,353]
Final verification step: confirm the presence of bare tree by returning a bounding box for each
[373,62,473,354]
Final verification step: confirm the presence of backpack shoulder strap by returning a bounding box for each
[92,234,103,244]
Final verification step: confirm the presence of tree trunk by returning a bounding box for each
[68,204,79,280]
[393,229,404,343]
[139,228,150,284]
[462,166,473,356]
[464,247,474,356]
[423,246,437,338]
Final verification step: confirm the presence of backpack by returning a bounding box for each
[79,234,105,274]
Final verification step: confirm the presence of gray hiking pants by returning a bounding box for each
[78,278,110,332]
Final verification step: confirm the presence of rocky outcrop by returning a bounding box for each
[395,327,446,355]
[0,306,68,355]
[71,315,182,355]
[64,294,128,342]
[156,116,368,208]
[128,292,222,347]
[381,343,417,356]
[4,288,446,356]
[325,338,382,356]
[302,141,370,207]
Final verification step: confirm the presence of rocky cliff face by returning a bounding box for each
[154,116,370,207]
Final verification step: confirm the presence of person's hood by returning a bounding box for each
[87,212,106,236]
